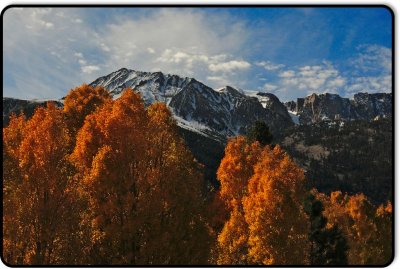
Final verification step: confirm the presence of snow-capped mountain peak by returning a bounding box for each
[89,68,294,141]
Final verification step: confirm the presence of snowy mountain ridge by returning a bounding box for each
[89,68,293,141]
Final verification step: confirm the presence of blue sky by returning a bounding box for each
[3,7,392,101]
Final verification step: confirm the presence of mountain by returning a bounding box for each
[284,92,392,125]
[2,97,63,126]
[90,68,293,141]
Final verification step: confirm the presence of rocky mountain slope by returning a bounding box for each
[285,92,392,125]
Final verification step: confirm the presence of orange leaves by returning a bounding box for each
[3,102,82,265]
[318,191,393,265]
[243,145,309,265]
[216,139,309,265]
[217,137,262,208]
[69,89,211,264]
[3,86,213,265]
[63,84,111,136]
[216,208,249,265]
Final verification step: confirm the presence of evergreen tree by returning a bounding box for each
[246,120,273,146]
[304,193,348,265]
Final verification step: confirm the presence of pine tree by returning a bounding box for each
[304,193,348,265]
[246,120,273,146]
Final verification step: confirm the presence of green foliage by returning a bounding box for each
[304,193,348,265]
[246,120,273,146]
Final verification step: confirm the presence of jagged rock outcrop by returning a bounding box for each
[285,92,392,125]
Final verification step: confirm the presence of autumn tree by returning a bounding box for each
[215,139,309,265]
[63,84,111,139]
[136,102,212,264]
[3,114,27,264]
[319,191,393,265]
[3,103,84,265]
[242,145,309,265]
[71,89,148,264]
[71,91,212,265]
[214,137,262,264]
[217,136,262,208]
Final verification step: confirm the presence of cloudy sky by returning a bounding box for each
[3,7,392,101]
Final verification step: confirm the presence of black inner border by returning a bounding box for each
[0,4,395,268]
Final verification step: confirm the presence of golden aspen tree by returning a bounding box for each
[3,103,82,265]
[217,137,262,208]
[319,191,393,265]
[242,145,310,265]
[71,89,148,264]
[215,207,249,264]
[3,114,27,264]
[72,93,212,265]
[214,137,262,265]
[63,84,111,139]
[375,202,392,265]
[136,102,211,265]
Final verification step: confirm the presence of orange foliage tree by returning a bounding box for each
[214,137,262,264]
[63,84,111,139]
[243,145,309,265]
[136,102,212,264]
[3,114,27,264]
[318,191,392,265]
[71,90,211,265]
[215,138,309,265]
[3,104,84,265]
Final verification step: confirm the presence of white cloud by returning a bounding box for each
[74,52,84,58]
[81,65,101,74]
[206,76,230,86]
[263,83,278,91]
[351,44,392,74]
[270,62,348,101]
[208,60,251,73]
[100,43,111,52]
[4,8,104,99]
[344,76,391,96]
[279,70,295,78]
[98,9,251,89]
[255,60,285,71]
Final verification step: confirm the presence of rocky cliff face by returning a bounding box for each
[285,92,392,124]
